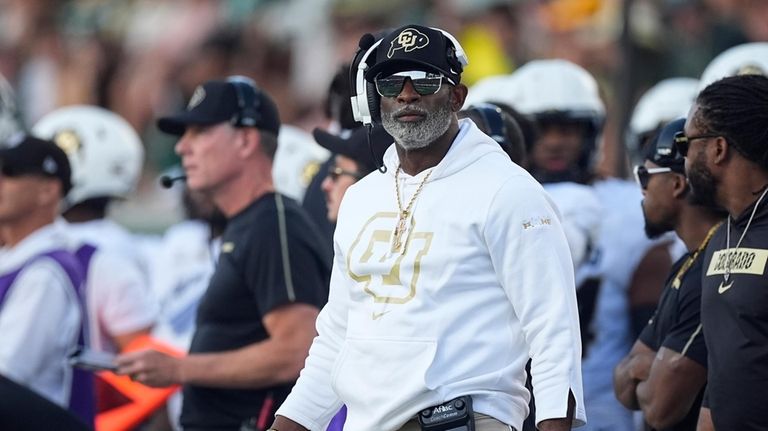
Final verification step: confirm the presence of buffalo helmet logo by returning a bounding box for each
[734,63,766,77]
[53,129,81,155]
[388,28,430,58]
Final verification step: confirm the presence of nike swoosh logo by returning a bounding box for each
[718,281,734,294]
[371,311,391,320]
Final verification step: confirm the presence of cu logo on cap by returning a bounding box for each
[388,28,429,58]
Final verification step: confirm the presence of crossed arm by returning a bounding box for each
[614,340,706,429]
[115,303,319,388]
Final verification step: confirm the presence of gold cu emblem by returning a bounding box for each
[53,129,81,155]
[388,28,430,58]
[735,64,766,77]
[301,161,321,187]
[347,212,433,305]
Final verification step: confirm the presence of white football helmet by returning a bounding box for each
[498,59,605,126]
[500,59,605,182]
[32,105,144,207]
[0,73,21,145]
[699,42,768,90]
[627,77,699,163]
[463,74,512,108]
[273,124,330,202]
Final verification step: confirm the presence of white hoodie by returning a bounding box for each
[277,119,585,430]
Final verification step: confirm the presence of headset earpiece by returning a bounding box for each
[350,37,382,125]
[227,76,261,128]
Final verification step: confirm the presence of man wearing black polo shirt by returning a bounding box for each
[678,74,768,430]
[116,77,331,430]
[613,118,725,430]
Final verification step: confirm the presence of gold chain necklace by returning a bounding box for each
[724,186,768,283]
[392,164,432,252]
[671,222,722,289]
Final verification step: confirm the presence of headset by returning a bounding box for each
[350,28,469,126]
[227,75,261,128]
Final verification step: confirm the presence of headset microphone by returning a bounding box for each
[160,175,187,189]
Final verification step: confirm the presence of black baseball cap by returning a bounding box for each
[645,117,686,172]
[364,25,465,84]
[312,126,393,174]
[157,77,281,136]
[0,133,72,195]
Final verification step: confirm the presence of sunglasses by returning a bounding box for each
[634,165,673,189]
[327,166,363,182]
[673,131,720,157]
[374,71,452,98]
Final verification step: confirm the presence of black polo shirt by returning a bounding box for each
[181,193,332,430]
[701,196,768,431]
[638,251,707,431]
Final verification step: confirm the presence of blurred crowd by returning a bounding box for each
[0,0,764,231]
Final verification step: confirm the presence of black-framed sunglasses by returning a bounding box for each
[673,131,720,157]
[374,71,452,98]
[634,165,673,190]
[327,166,363,182]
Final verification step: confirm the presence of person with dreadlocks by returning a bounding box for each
[678,74,768,431]
[613,118,726,431]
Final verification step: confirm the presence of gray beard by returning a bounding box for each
[381,101,453,151]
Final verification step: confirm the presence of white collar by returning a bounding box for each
[0,221,74,272]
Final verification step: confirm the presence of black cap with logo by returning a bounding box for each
[364,25,464,84]
[645,117,686,172]
[157,77,281,136]
[0,133,72,196]
[313,126,393,175]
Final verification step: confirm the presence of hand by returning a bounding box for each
[538,418,573,431]
[269,415,309,431]
[115,349,184,388]
[628,350,656,381]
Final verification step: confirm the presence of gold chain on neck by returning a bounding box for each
[671,221,722,289]
[392,165,432,252]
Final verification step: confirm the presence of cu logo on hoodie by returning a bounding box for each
[388,28,429,58]
[346,212,434,306]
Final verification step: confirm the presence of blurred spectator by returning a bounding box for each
[33,105,158,354]
[314,124,392,222]
[0,135,92,423]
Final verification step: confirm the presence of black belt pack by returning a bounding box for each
[417,395,475,431]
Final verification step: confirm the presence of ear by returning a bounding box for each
[36,178,62,207]
[450,83,468,112]
[671,172,688,199]
[712,135,729,165]
[238,128,261,158]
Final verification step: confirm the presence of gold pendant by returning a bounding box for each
[392,212,408,252]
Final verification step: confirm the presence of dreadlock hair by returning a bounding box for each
[695,74,768,170]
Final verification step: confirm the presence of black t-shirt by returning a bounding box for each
[638,252,707,431]
[181,193,332,430]
[701,197,768,431]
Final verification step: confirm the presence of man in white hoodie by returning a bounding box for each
[272,24,585,431]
